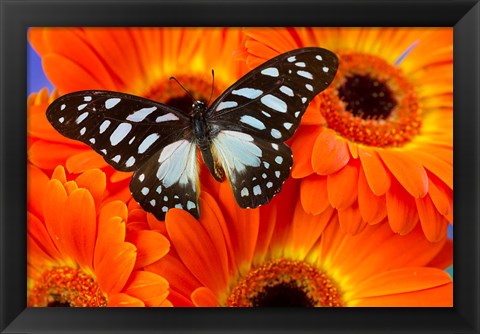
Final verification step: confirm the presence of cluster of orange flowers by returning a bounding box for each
[27,27,453,307]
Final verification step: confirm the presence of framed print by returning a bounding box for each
[1,0,479,333]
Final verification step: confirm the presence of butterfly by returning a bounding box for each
[46,47,339,221]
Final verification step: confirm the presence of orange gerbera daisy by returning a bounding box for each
[27,164,171,307]
[146,178,452,307]
[238,28,453,242]
[27,27,246,201]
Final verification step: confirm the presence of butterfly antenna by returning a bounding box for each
[207,69,215,106]
[169,76,196,102]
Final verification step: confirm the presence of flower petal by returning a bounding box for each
[312,129,350,175]
[358,147,391,196]
[300,175,330,215]
[126,230,170,269]
[386,181,419,235]
[337,203,367,235]
[107,293,144,307]
[165,205,228,294]
[291,126,320,178]
[191,287,220,307]
[42,179,68,255]
[96,242,136,294]
[327,163,358,210]
[66,151,109,174]
[357,168,387,224]
[378,149,428,198]
[74,169,106,209]
[28,141,85,170]
[416,195,449,242]
[61,189,97,269]
[123,271,169,307]
[27,164,49,219]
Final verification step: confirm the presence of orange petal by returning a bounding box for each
[27,212,61,261]
[327,163,358,210]
[61,189,97,268]
[300,175,330,214]
[358,147,391,196]
[353,283,452,307]
[357,168,387,224]
[107,293,144,307]
[352,267,452,299]
[378,149,428,198]
[312,129,350,175]
[42,54,105,92]
[96,242,136,294]
[191,287,219,307]
[165,207,228,294]
[348,141,359,159]
[337,203,367,235]
[51,165,67,184]
[291,126,321,178]
[66,151,109,173]
[428,174,453,222]
[110,170,133,183]
[407,150,452,189]
[42,179,68,255]
[291,204,334,257]
[217,183,258,275]
[146,254,202,299]
[416,195,449,242]
[74,169,106,208]
[386,181,419,235]
[28,141,86,170]
[426,238,453,269]
[123,271,169,307]
[27,164,49,219]
[126,230,170,269]
[94,216,126,270]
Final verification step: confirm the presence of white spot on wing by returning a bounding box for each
[261,94,287,113]
[323,67,329,72]
[305,84,313,91]
[125,156,135,167]
[156,185,162,194]
[150,199,156,206]
[216,101,238,111]
[156,139,197,188]
[80,127,86,136]
[267,182,273,188]
[112,155,121,163]
[297,70,313,80]
[232,88,263,99]
[295,62,306,67]
[156,113,179,123]
[110,123,132,146]
[141,187,149,195]
[59,117,65,123]
[77,103,88,111]
[75,111,89,124]
[126,106,157,122]
[316,55,323,61]
[253,185,261,195]
[60,104,66,111]
[301,97,307,104]
[187,201,196,210]
[284,122,293,130]
[287,56,296,62]
[105,98,121,109]
[84,96,92,101]
[138,133,159,153]
[275,156,283,164]
[139,173,145,182]
[261,67,279,77]
[261,111,271,118]
[279,85,294,97]
[271,129,282,139]
[99,120,111,134]
[89,138,95,144]
[240,115,266,130]
[241,187,249,197]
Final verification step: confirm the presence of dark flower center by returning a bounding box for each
[164,95,198,114]
[226,259,343,307]
[252,281,315,307]
[338,74,397,120]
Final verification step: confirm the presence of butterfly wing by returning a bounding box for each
[206,47,338,208]
[46,90,192,172]
[129,139,201,219]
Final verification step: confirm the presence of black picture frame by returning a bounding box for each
[1,0,479,333]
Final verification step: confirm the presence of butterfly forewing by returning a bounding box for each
[46,90,191,172]
[130,139,201,219]
[206,47,339,142]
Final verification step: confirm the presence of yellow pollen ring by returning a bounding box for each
[226,258,344,307]
[28,266,107,307]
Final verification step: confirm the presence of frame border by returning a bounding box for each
[1,0,479,333]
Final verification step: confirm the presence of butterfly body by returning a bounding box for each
[47,47,339,220]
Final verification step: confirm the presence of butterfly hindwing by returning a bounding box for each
[211,130,293,208]
[46,90,191,172]
[206,47,339,142]
[130,139,200,219]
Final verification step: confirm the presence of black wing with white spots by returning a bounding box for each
[206,47,338,208]
[46,90,192,172]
